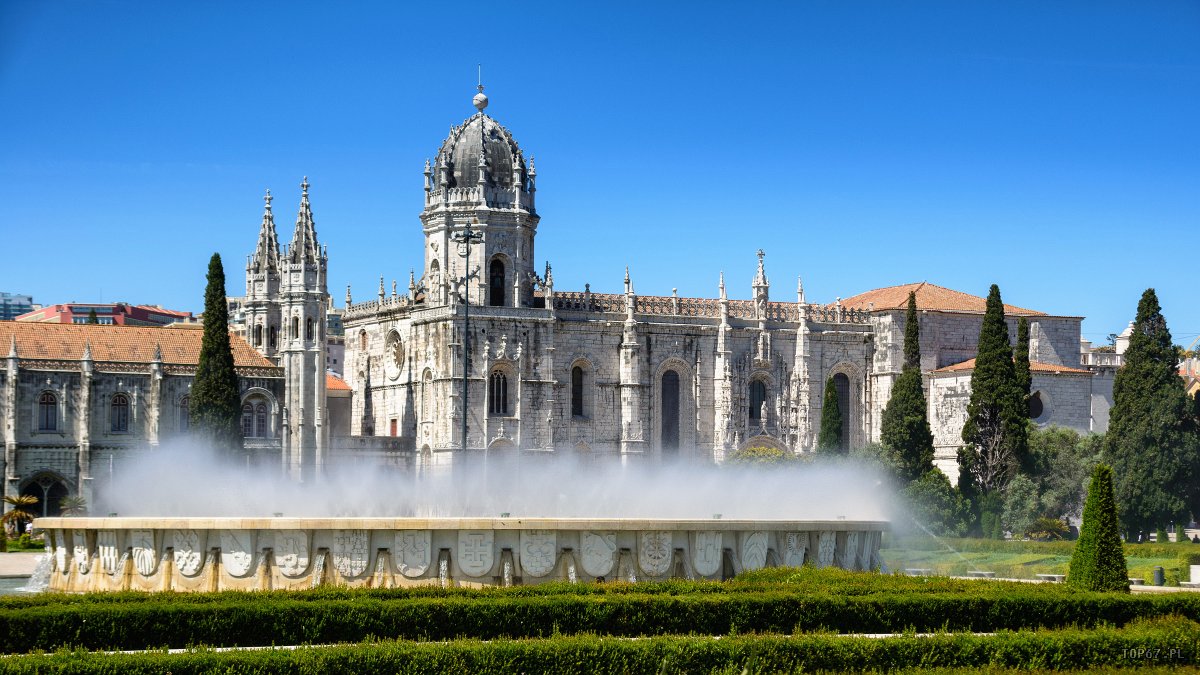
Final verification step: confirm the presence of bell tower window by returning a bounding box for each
[489,259,505,307]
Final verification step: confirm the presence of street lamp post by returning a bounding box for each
[452,221,484,454]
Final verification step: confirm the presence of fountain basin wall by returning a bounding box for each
[34,517,888,592]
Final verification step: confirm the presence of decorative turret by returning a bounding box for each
[289,177,320,265]
[752,249,769,329]
[250,189,280,274]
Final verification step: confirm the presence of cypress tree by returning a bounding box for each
[1015,316,1032,406]
[881,292,935,483]
[1068,463,1128,592]
[1104,289,1199,537]
[190,253,243,453]
[817,375,844,453]
[958,285,1026,495]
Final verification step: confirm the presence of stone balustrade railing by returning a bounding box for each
[1080,352,1124,367]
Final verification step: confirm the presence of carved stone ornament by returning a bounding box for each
[131,529,157,577]
[816,531,836,568]
[783,532,809,567]
[333,529,371,579]
[580,531,616,577]
[72,529,90,574]
[220,529,256,578]
[172,529,205,577]
[53,531,67,575]
[385,332,404,381]
[691,531,722,577]
[638,531,672,577]
[740,531,769,571]
[97,530,120,575]
[273,530,310,578]
[395,530,432,578]
[839,532,860,571]
[519,530,557,578]
[458,530,495,577]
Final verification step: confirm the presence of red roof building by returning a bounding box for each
[15,302,193,327]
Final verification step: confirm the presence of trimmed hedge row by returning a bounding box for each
[3,590,1200,652]
[1,617,1196,674]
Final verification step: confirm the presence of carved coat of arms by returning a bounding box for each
[638,531,672,577]
[691,531,722,577]
[580,531,616,577]
[71,529,90,574]
[333,529,370,579]
[457,530,494,577]
[740,531,769,571]
[274,530,310,577]
[783,532,809,568]
[395,530,431,578]
[221,530,256,577]
[97,530,120,575]
[172,529,205,577]
[519,530,556,578]
[131,529,157,577]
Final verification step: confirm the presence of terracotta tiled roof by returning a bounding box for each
[0,322,274,368]
[841,282,1045,316]
[932,358,1092,375]
[326,373,350,391]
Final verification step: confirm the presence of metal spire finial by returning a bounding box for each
[264,188,272,211]
[300,176,309,196]
[473,64,489,112]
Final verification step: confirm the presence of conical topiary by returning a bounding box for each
[818,375,844,453]
[1068,463,1128,592]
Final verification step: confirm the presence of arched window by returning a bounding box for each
[179,396,190,432]
[241,403,254,437]
[489,371,509,415]
[305,317,314,342]
[110,394,130,433]
[748,380,767,421]
[1029,391,1045,420]
[571,366,585,417]
[255,403,267,437]
[489,259,505,307]
[359,330,368,350]
[832,373,851,451]
[38,392,57,432]
[253,324,263,347]
[269,325,278,350]
[661,370,680,455]
[291,317,299,339]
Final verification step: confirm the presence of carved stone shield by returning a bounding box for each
[580,531,616,577]
[53,530,67,574]
[72,529,90,574]
[172,529,205,577]
[97,530,120,575]
[395,530,432,578]
[519,530,556,578]
[638,531,672,577]
[458,530,494,577]
[131,529,157,577]
[333,529,370,579]
[221,529,256,577]
[691,531,722,577]
[273,530,310,578]
[783,532,809,567]
[740,531,769,571]
[839,532,860,571]
[816,531,836,568]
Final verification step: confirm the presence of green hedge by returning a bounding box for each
[1,617,1196,674]
[3,588,1200,652]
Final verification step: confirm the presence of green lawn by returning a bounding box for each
[883,536,1200,584]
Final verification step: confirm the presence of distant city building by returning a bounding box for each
[16,303,193,327]
[0,293,34,321]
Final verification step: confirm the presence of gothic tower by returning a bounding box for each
[245,189,282,359]
[278,178,328,481]
[419,87,540,308]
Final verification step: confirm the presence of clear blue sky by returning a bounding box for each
[1,1,1197,346]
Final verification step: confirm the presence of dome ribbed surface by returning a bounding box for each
[435,113,527,190]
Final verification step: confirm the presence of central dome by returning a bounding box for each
[435,112,528,191]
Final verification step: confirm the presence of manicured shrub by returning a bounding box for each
[1069,464,1129,592]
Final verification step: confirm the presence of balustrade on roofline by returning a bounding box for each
[550,291,870,324]
[425,186,533,211]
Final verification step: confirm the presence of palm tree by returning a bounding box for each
[58,495,88,517]
[1,495,39,552]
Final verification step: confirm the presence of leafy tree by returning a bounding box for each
[958,285,1027,496]
[1,495,39,552]
[1104,289,1200,537]
[817,375,843,453]
[881,292,935,483]
[1001,474,1040,538]
[1068,464,1128,592]
[1027,426,1103,523]
[725,445,798,467]
[901,470,973,537]
[189,253,243,453]
[86,308,98,324]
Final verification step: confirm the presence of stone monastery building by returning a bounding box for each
[0,88,1114,513]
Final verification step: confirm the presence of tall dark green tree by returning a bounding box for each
[881,292,935,482]
[1104,289,1199,537]
[817,375,844,453]
[1015,316,1032,406]
[190,253,243,453]
[1067,463,1128,592]
[958,285,1027,496]
[86,308,98,324]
